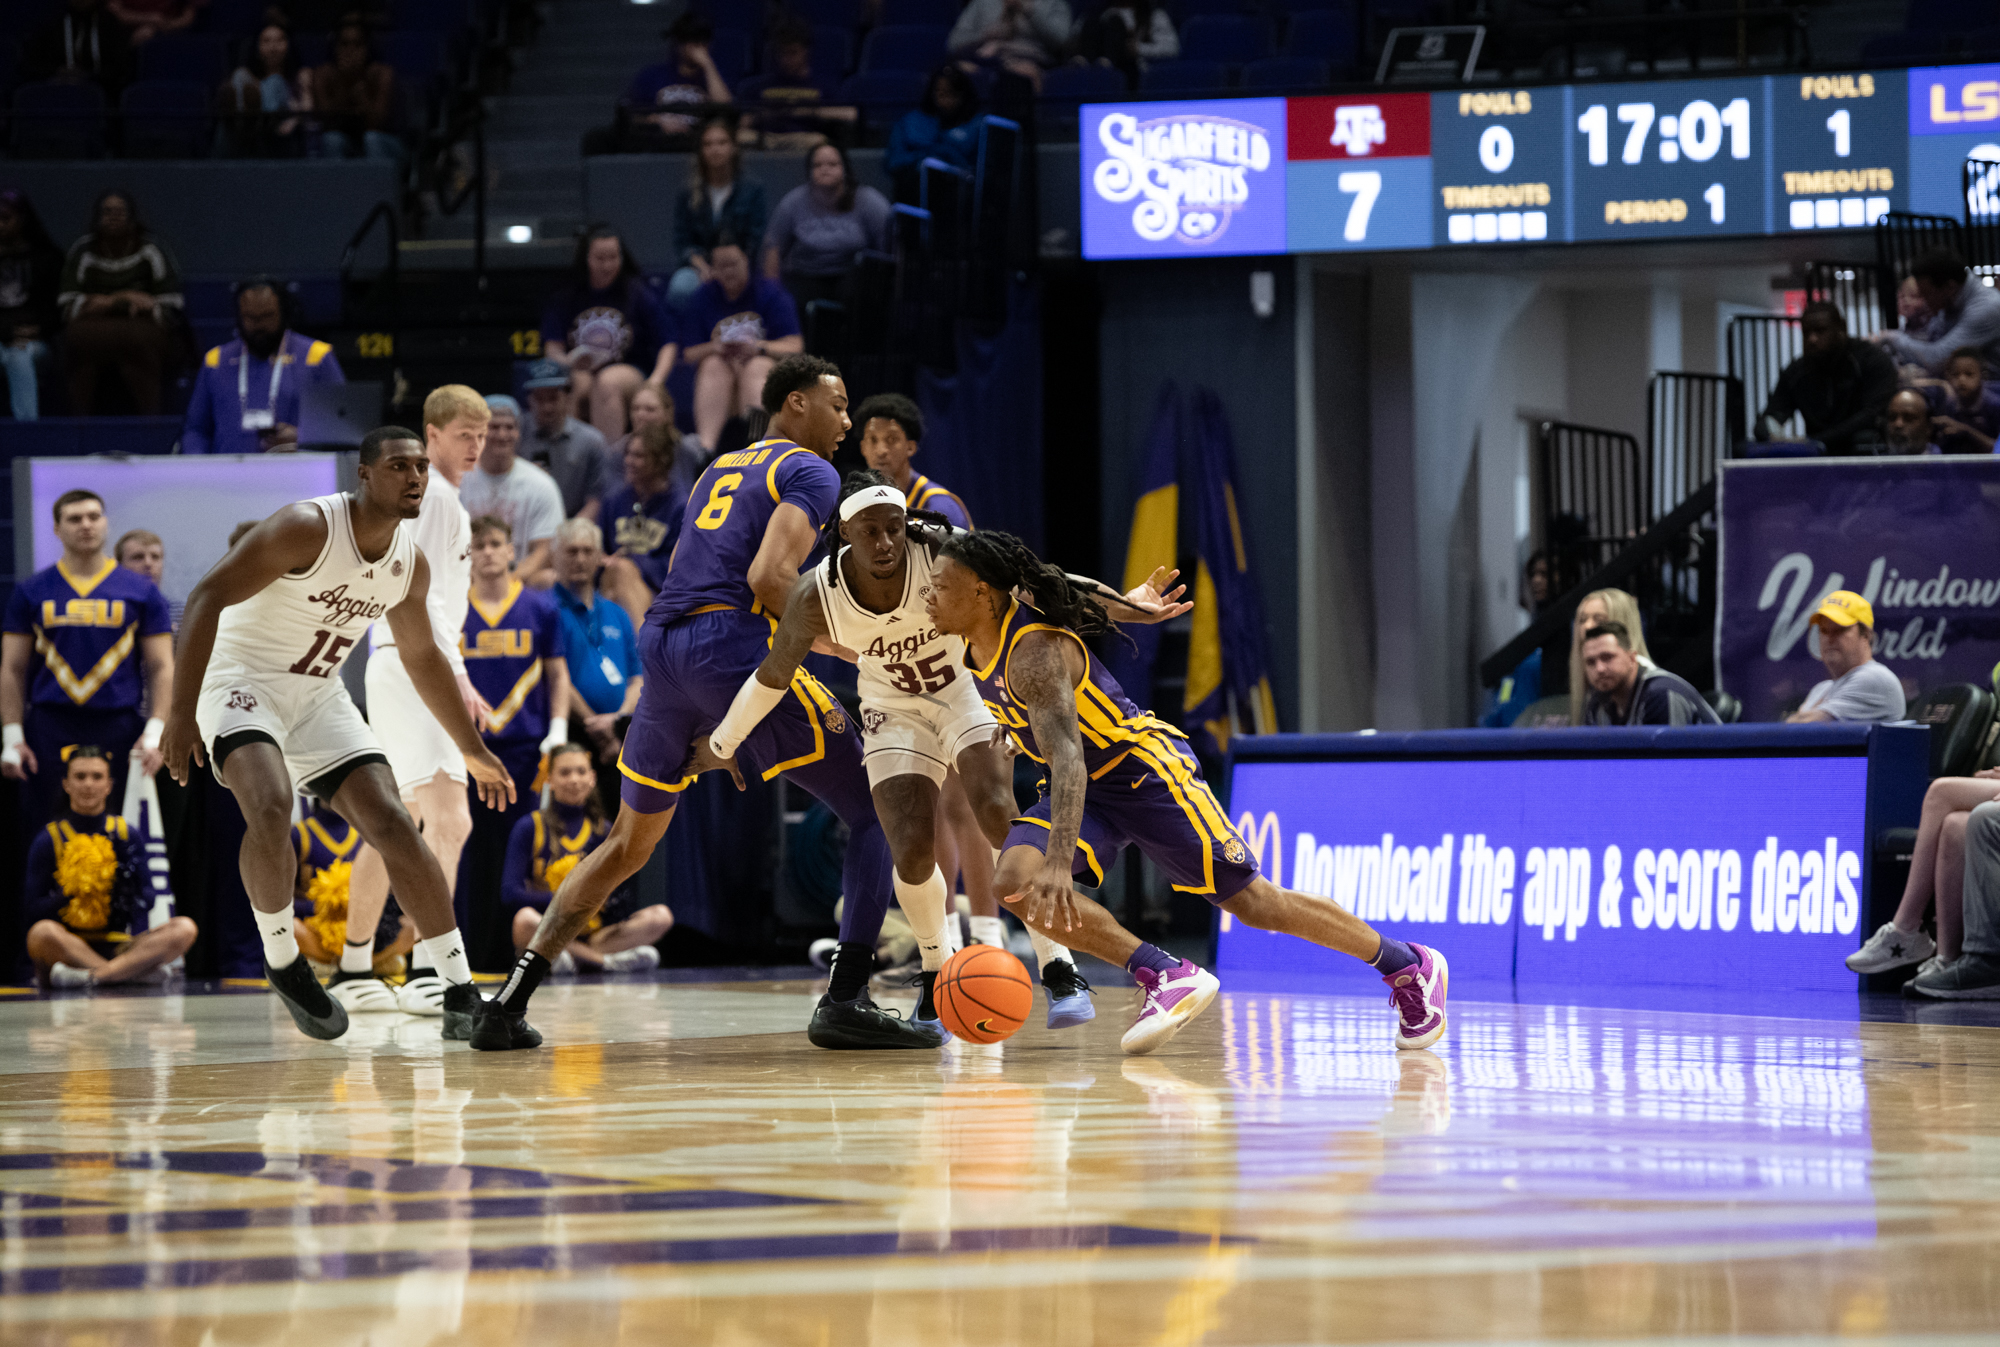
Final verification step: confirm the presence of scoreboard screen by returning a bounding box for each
[1080,62,1996,259]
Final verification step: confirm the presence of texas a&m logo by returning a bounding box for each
[227,690,259,711]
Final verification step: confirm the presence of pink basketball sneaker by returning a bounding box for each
[1121,958,1220,1056]
[1386,944,1448,1050]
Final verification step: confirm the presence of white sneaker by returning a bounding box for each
[808,938,838,970]
[48,962,94,989]
[328,973,402,1013]
[396,973,448,1016]
[1846,922,1935,973]
[552,950,576,976]
[601,945,661,974]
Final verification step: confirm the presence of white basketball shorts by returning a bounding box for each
[196,664,386,799]
[857,676,1000,788]
[363,646,467,795]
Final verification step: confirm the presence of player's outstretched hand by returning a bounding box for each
[1115,566,1193,625]
[1010,864,1080,934]
[158,713,205,786]
[988,724,1019,760]
[466,746,517,811]
[687,736,745,791]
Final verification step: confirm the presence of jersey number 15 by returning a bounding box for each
[288,629,353,679]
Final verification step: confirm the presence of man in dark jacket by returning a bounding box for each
[1580,622,1720,727]
[1757,301,1898,457]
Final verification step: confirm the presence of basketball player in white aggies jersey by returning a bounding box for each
[704,471,1189,1035]
[335,386,495,1018]
[160,426,515,1042]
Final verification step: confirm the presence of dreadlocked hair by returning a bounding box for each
[819,470,953,592]
[938,529,1115,640]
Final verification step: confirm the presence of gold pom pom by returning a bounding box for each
[544,852,582,892]
[304,860,354,954]
[55,832,118,932]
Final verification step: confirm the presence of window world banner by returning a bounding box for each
[1218,737,1895,995]
[1081,99,1288,259]
[1717,457,2000,724]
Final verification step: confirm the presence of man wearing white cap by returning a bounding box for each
[1785,590,1906,724]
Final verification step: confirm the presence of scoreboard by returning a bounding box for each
[1081,62,2000,259]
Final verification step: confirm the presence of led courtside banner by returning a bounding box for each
[1082,62,2000,258]
[1216,726,1927,995]
[1717,458,2000,725]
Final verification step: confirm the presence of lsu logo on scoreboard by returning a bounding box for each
[1910,64,2000,131]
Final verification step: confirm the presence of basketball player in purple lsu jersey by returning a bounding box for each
[473,354,922,1052]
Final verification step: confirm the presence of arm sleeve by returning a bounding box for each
[501,816,540,910]
[180,364,215,454]
[141,582,173,636]
[23,832,59,929]
[1885,287,2000,373]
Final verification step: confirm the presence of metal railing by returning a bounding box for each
[1536,420,1646,584]
[1806,261,1886,340]
[1726,315,1801,440]
[419,102,488,283]
[339,199,401,360]
[1648,371,1740,515]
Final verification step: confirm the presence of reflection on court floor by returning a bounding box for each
[1,976,1995,1345]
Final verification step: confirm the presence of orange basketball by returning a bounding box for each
[935,945,1035,1043]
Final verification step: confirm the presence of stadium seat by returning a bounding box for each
[1179,15,1273,64]
[810,25,856,79]
[394,0,477,35]
[704,29,751,83]
[203,0,272,35]
[1282,9,1359,68]
[840,70,925,132]
[136,31,229,85]
[380,31,447,83]
[10,80,107,158]
[785,0,863,28]
[1138,59,1228,94]
[1039,64,1126,102]
[1906,684,1989,779]
[1241,57,1329,90]
[860,24,949,75]
[120,79,212,158]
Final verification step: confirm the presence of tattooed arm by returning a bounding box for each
[1003,629,1089,932]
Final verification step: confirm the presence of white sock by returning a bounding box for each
[418,931,472,986]
[410,940,435,972]
[1028,928,1072,972]
[969,915,1006,949]
[256,907,300,969]
[897,867,950,972]
[340,938,372,974]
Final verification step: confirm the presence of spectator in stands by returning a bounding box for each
[598,418,691,628]
[314,20,401,162]
[1910,800,2000,998]
[886,65,984,203]
[682,234,802,452]
[541,227,677,442]
[1078,1,1179,85]
[0,190,63,422]
[949,0,1074,77]
[1898,274,1943,343]
[764,143,894,315]
[736,18,854,149]
[550,518,642,770]
[1927,348,2000,454]
[3,490,174,831]
[24,0,135,94]
[460,395,564,588]
[24,745,197,988]
[1566,588,1651,726]
[58,191,184,417]
[1785,590,1904,723]
[1871,249,2000,379]
[1578,622,1719,727]
[1883,388,1943,455]
[181,277,344,454]
[520,359,615,518]
[669,114,768,313]
[1754,301,1896,457]
[1846,767,2000,980]
[107,0,202,46]
[596,9,732,153]
[216,21,313,158]
[608,381,703,503]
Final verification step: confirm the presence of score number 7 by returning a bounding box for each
[1336,170,1381,242]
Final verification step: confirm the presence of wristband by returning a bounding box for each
[1,722,21,768]
[141,717,165,750]
[710,675,788,759]
[542,716,569,750]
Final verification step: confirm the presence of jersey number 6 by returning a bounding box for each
[695,473,744,531]
[885,652,955,695]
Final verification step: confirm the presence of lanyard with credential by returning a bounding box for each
[239,348,286,413]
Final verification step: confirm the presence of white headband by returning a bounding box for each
[838,485,907,521]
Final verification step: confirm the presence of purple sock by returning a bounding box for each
[1125,942,1179,978]
[1370,936,1418,975]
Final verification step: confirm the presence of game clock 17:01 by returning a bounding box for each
[1568,79,1767,241]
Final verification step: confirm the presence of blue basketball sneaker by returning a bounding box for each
[915,969,953,1043]
[1041,959,1096,1030]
